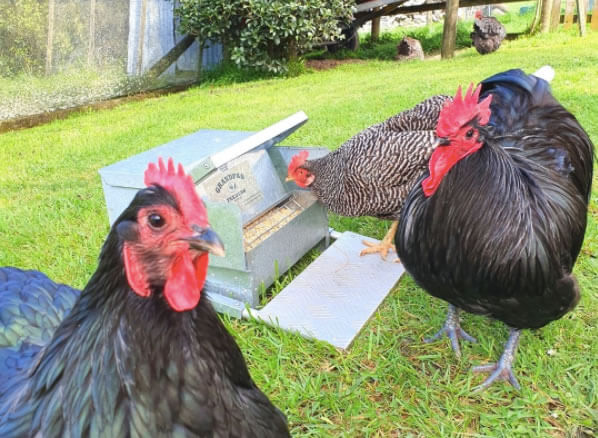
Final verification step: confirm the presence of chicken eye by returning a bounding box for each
[466,129,475,138]
[148,213,166,229]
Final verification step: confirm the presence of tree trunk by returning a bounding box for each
[371,16,381,41]
[530,0,543,32]
[441,0,459,59]
[288,39,298,61]
[88,0,97,66]
[45,0,55,75]
[550,0,562,30]
[576,0,587,35]
[540,0,553,32]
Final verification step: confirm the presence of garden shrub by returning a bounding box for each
[175,0,355,74]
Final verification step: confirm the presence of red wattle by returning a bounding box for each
[422,142,483,197]
[194,253,209,292]
[422,148,456,197]
[164,252,203,312]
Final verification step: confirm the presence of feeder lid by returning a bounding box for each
[99,112,307,189]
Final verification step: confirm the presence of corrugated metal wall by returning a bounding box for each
[127,0,222,76]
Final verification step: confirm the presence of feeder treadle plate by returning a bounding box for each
[244,231,405,350]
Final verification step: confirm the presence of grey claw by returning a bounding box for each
[424,305,477,358]
[471,328,522,392]
[472,364,521,392]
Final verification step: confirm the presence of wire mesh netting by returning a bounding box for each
[0,0,220,122]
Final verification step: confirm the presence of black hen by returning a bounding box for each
[0,158,290,437]
[396,68,594,391]
[471,10,506,55]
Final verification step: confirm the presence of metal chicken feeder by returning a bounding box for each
[99,112,330,317]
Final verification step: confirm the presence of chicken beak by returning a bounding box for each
[185,225,226,257]
[285,176,295,182]
[438,137,451,146]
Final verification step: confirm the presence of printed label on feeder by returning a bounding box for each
[200,160,263,208]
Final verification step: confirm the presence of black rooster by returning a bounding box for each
[471,10,506,55]
[0,158,290,436]
[396,68,594,391]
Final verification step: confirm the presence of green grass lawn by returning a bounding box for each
[1,30,597,436]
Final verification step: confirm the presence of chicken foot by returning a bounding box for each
[360,221,399,262]
[472,328,521,392]
[425,305,477,358]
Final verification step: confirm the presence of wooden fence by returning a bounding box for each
[561,0,598,30]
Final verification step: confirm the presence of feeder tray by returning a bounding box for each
[243,230,405,350]
[99,112,330,316]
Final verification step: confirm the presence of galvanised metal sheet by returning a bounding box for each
[196,148,289,225]
[244,231,405,350]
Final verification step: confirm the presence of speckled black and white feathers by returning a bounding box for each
[471,15,506,55]
[370,94,451,133]
[0,187,289,438]
[397,69,594,329]
[303,95,450,219]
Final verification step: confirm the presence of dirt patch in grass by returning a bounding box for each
[306,59,365,71]
[0,84,193,134]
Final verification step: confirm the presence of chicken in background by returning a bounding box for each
[396,67,593,391]
[471,10,507,55]
[0,158,290,437]
[286,94,450,260]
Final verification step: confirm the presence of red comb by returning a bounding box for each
[144,157,208,227]
[288,150,309,174]
[436,83,492,138]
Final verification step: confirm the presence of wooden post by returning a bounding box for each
[550,0,562,30]
[88,0,97,66]
[197,40,204,81]
[371,16,381,41]
[426,0,433,25]
[592,0,598,29]
[146,34,196,78]
[441,0,459,59]
[136,0,148,75]
[541,0,553,31]
[576,0,587,34]
[564,0,575,28]
[45,0,55,75]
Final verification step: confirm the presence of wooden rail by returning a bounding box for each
[379,0,530,15]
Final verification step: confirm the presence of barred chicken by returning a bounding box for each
[286,95,450,259]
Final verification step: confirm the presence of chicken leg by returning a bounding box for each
[425,305,477,358]
[360,221,399,262]
[472,328,521,392]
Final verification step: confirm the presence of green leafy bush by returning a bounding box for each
[0,0,47,75]
[176,0,355,73]
[0,0,127,77]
